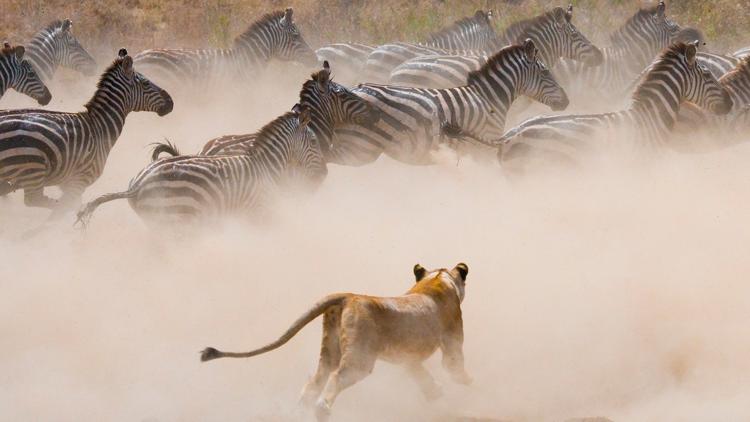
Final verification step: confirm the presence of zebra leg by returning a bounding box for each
[47,185,85,221]
[23,188,57,209]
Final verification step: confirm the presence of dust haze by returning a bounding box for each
[1,54,750,422]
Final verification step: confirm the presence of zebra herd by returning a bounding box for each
[0,3,748,227]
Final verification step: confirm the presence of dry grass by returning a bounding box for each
[0,0,749,57]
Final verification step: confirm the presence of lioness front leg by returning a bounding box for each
[407,363,443,400]
[441,330,472,385]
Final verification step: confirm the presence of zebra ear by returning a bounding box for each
[282,7,294,26]
[13,45,25,59]
[413,264,427,282]
[523,38,537,62]
[566,4,573,22]
[62,19,72,32]
[296,104,311,126]
[685,42,698,66]
[121,56,134,79]
[657,1,666,17]
[118,48,128,58]
[317,61,331,94]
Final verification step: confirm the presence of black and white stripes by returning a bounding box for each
[497,42,733,170]
[0,49,173,210]
[133,8,317,88]
[329,40,569,165]
[0,43,51,105]
[24,19,96,82]
[76,105,326,225]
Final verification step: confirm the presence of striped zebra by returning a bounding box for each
[133,8,317,88]
[0,43,51,105]
[315,43,375,84]
[25,19,96,82]
[0,49,173,211]
[388,5,603,89]
[76,105,326,226]
[732,46,750,59]
[496,42,732,171]
[552,1,685,104]
[329,39,569,166]
[362,10,496,82]
[151,61,380,159]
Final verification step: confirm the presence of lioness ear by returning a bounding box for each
[413,264,426,282]
[455,263,469,281]
[685,42,697,66]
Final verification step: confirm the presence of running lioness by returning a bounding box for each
[201,262,471,420]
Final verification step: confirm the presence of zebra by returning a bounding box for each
[150,61,380,159]
[24,19,96,82]
[0,49,173,212]
[133,8,317,89]
[388,5,603,89]
[361,10,496,82]
[495,42,732,171]
[76,104,326,226]
[732,46,750,59]
[0,43,52,105]
[329,39,569,166]
[552,1,686,104]
[315,43,375,84]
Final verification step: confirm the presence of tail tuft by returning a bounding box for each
[151,139,181,161]
[200,347,221,362]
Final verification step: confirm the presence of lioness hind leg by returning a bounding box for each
[407,363,443,401]
[300,308,342,407]
[315,348,377,421]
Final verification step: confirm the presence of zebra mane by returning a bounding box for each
[466,44,525,85]
[41,19,69,34]
[233,10,287,48]
[501,8,563,43]
[253,110,302,150]
[720,56,750,85]
[426,10,494,44]
[631,42,691,103]
[609,5,669,46]
[84,57,126,110]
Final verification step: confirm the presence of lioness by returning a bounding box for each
[201,262,471,420]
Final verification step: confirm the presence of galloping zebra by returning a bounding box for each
[133,8,317,88]
[151,61,380,159]
[0,49,173,211]
[329,39,569,166]
[388,5,603,88]
[315,43,375,84]
[552,1,685,104]
[0,43,51,105]
[76,105,326,226]
[496,42,732,171]
[361,10,496,82]
[25,19,96,82]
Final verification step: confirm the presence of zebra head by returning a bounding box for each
[0,43,51,105]
[299,61,381,155]
[55,19,97,76]
[289,103,328,187]
[111,49,174,116]
[719,57,750,107]
[518,39,570,111]
[610,1,682,71]
[679,43,733,115]
[555,5,603,67]
[235,8,317,67]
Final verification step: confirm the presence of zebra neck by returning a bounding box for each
[444,85,508,137]
[232,31,274,68]
[82,102,128,152]
[251,139,293,181]
[25,39,59,82]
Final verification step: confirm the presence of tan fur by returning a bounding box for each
[201,263,470,421]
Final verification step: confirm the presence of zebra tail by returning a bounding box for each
[75,190,137,229]
[150,140,181,161]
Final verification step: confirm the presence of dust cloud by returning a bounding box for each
[1,57,750,422]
